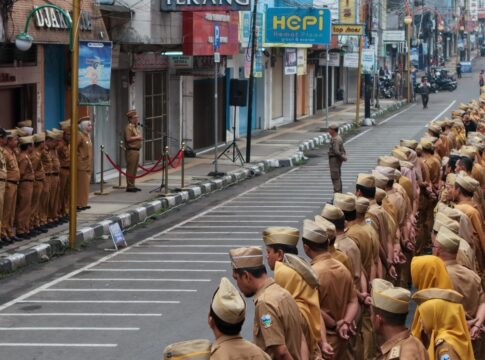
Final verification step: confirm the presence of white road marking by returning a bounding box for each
[107,260,230,264]
[344,128,372,144]
[133,245,251,248]
[140,239,259,242]
[167,231,259,234]
[17,300,179,304]
[85,269,226,272]
[186,220,299,223]
[121,252,228,255]
[209,210,310,213]
[0,313,162,317]
[67,278,211,282]
[0,327,139,331]
[0,343,118,348]
[177,225,293,229]
[431,100,457,121]
[43,288,196,292]
[377,103,416,125]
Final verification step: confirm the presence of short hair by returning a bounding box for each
[342,209,357,222]
[19,143,31,151]
[268,243,298,255]
[372,306,408,326]
[459,156,474,172]
[386,180,394,188]
[234,265,266,278]
[448,155,460,172]
[356,184,376,199]
[327,216,345,231]
[455,183,474,198]
[423,147,434,155]
[209,307,243,335]
[302,237,328,252]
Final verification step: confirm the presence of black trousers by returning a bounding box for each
[421,94,429,108]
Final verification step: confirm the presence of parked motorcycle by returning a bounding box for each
[379,76,394,98]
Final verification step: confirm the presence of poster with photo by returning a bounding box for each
[284,48,297,75]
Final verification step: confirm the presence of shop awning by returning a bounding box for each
[100,4,133,18]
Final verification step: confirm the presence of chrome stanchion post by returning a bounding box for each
[113,140,125,189]
[95,145,110,195]
[181,142,185,189]
[164,146,169,195]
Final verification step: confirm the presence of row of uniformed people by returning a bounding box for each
[0,116,93,246]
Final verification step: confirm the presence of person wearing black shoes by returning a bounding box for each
[124,109,143,193]
[0,128,8,246]
[419,76,431,109]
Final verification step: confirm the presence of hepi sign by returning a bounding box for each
[265,8,331,45]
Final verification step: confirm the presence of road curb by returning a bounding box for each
[0,113,385,274]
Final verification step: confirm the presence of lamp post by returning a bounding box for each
[404,15,412,103]
[16,2,80,249]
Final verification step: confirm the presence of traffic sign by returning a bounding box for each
[214,24,220,50]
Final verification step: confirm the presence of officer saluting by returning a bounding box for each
[124,109,142,192]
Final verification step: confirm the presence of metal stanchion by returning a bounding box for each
[95,145,110,195]
[113,140,126,189]
[181,142,185,189]
[163,146,169,195]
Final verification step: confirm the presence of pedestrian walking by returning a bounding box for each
[456,62,462,79]
[419,77,431,109]
[479,70,484,95]
[124,109,143,192]
[327,124,347,193]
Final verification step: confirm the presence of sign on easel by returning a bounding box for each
[109,222,127,250]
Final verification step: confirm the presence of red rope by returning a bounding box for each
[104,153,153,179]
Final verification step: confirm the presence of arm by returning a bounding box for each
[470,303,485,340]
[125,126,142,143]
[267,345,294,360]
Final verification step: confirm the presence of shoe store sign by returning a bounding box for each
[161,0,250,11]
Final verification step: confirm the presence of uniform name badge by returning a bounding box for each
[261,314,272,328]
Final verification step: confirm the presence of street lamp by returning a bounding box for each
[16,3,80,249]
[404,15,413,103]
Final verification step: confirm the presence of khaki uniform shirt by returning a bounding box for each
[347,219,378,280]
[41,148,53,175]
[57,141,70,168]
[31,149,45,181]
[17,152,34,181]
[455,201,485,269]
[335,233,362,288]
[434,340,460,360]
[210,335,271,360]
[0,146,6,180]
[328,135,346,161]
[367,201,390,251]
[445,259,485,318]
[4,147,19,181]
[399,175,414,204]
[49,149,60,173]
[423,154,441,189]
[77,131,92,172]
[253,278,302,360]
[311,253,356,323]
[377,330,429,360]
[124,123,141,150]
[329,245,354,276]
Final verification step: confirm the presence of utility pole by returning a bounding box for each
[245,0,258,163]
[364,1,372,119]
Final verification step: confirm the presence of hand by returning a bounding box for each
[388,265,398,280]
[342,155,348,162]
[320,342,334,359]
[470,324,482,340]
[337,321,351,340]
[404,240,415,252]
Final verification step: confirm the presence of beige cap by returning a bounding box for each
[163,339,211,360]
[355,197,370,214]
[427,122,442,135]
[17,120,32,127]
[460,145,477,159]
[6,129,18,138]
[436,203,461,222]
[375,166,396,180]
[459,102,469,110]
[378,156,400,169]
[399,160,413,169]
[126,109,138,118]
[33,132,45,143]
[333,193,356,212]
[303,219,328,244]
[375,188,387,203]
[456,174,479,193]
[262,227,299,247]
[60,119,71,130]
[394,170,401,180]
[412,288,463,305]
[15,128,28,137]
[18,126,33,136]
[78,115,90,123]
[211,277,245,324]
[314,215,336,240]
[442,118,454,127]
[400,139,418,150]
[371,279,410,314]
[356,173,375,188]
[321,203,344,220]
[446,173,457,185]
[18,136,34,145]
[328,123,339,130]
[372,170,389,189]
[46,130,57,139]
[435,226,462,253]
[420,138,434,151]
[282,253,319,289]
[229,247,264,269]
[391,148,408,161]
[433,212,460,234]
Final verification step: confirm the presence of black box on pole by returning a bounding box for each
[229,79,248,107]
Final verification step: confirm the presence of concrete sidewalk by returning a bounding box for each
[0,98,407,273]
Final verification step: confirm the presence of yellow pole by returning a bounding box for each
[407,22,411,103]
[69,0,80,249]
[355,35,363,127]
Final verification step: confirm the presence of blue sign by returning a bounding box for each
[214,24,220,51]
[265,8,331,45]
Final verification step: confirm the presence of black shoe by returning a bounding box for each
[126,188,137,193]
[37,226,48,233]
[30,229,42,236]
[11,236,22,242]
[134,187,142,192]
[2,237,12,244]
[17,233,30,240]
[83,206,91,210]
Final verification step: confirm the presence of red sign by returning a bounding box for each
[183,11,239,56]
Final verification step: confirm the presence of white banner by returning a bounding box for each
[361,48,375,74]
[383,30,405,42]
[343,52,359,68]
[319,53,340,67]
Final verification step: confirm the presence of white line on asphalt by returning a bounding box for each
[85,269,226,272]
[141,239,260,242]
[0,313,162,317]
[178,225,292,228]
[17,300,179,304]
[132,245,251,248]
[0,343,118,348]
[344,128,373,144]
[67,278,211,282]
[194,215,302,218]
[228,201,323,205]
[168,231,259,234]
[378,103,417,125]
[431,100,457,122]
[220,206,317,208]
[43,288,196,292]
[0,327,140,331]
[122,252,228,255]
[107,260,230,264]
[186,220,299,223]
[209,210,310,213]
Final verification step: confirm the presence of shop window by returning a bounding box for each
[0,44,37,67]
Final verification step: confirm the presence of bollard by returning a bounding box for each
[164,146,169,195]
[113,140,126,189]
[95,145,110,195]
[181,142,185,189]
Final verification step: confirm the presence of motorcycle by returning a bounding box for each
[378,76,394,98]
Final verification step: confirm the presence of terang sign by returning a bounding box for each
[160,0,250,11]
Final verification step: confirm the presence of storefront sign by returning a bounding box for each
[169,56,193,69]
[332,24,363,36]
[297,48,307,75]
[383,30,405,42]
[133,53,169,70]
[314,0,339,21]
[244,48,263,78]
[160,0,250,11]
[361,48,375,74]
[78,41,112,106]
[33,6,92,31]
[284,48,297,75]
[343,52,358,68]
[0,73,16,83]
[339,0,356,24]
[319,52,340,66]
[239,12,263,48]
[265,8,331,45]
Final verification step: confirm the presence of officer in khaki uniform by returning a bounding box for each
[30,133,47,233]
[46,130,61,224]
[328,123,347,193]
[15,136,35,239]
[124,109,142,192]
[229,246,303,360]
[370,279,428,360]
[163,339,211,360]
[39,132,52,227]
[262,226,299,271]
[0,129,8,247]
[1,130,20,242]
[58,120,71,220]
[77,116,93,210]
[209,277,271,360]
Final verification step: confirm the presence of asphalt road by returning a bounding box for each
[1,57,484,360]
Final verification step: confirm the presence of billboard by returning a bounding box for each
[160,0,249,11]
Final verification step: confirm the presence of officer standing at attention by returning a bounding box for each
[328,123,347,193]
[0,129,8,247]
[209,277,271,359]
[77,116,93,211]
[124,109,142,192]
[2,130,20,243]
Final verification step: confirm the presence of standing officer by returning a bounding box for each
[15,136,35,239]
[0,129,8,247]
[30,133,47,234]
[46,130,60,225]
[58,120,70,221]
[77,116,93,210]
[124,109,142,192]
[328,124,347,193]
[2,130,20,242]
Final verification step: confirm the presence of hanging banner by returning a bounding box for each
[244,48,263,78]
[343,52,359,68]
[339,0,356,24]
[297,48,307,75]
[284,48,297,75]
[78,41,112,106]
[361,48,375,74]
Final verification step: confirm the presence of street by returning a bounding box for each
[0,59,483,360]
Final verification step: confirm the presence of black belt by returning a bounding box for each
[46,173,59,176]
[19,179,34,183]
[0,179,6,182]
[61,167,69,170]
[7,180,19,185]
[127,148,140,151]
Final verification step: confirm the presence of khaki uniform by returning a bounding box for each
[48,148,60,221]
[328,134,346,193]
[0,146,7,232]
[30,148,45,229]
[15,151,34,235]
[57,140,70,217]
[336,233,362,288]
[377,330,429,360]
[124,123,141,189]
[329,245,354,275]
[434,340,460,360]
[252,278,302,360]
[311,253,356,359]
[77,130,92,207]
[210,335,271,360]
[1,147,19,238]
[39,149,52,225]
[367,201,391,273]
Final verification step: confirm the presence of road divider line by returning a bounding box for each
[378,103,416,125]
[431,100,457,122]
[0,343,118,348]
[43,288,196,292]
[0,327,139,331]
[66,278,211,282]
[85,269,226,272]
[344,128,373,144]
[121,252,227,255]
[17,300,179,304]
[0,313,162,317]
[106,260,230,264]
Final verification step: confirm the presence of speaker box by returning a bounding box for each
[229,79,248,107]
